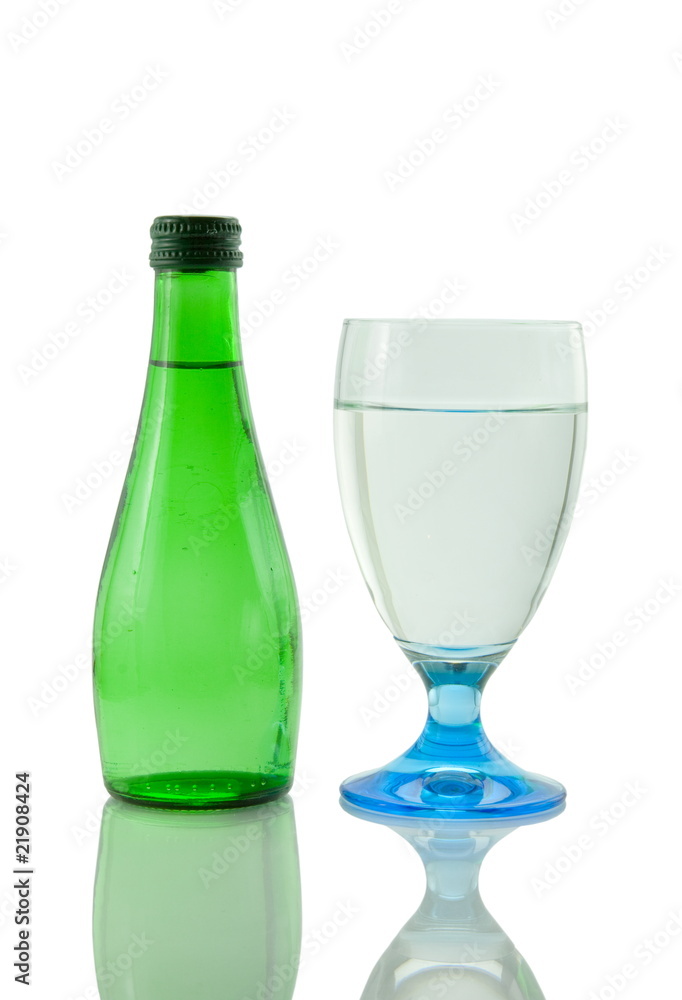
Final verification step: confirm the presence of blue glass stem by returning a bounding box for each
[340,640,566,818]
[404,641,510,768]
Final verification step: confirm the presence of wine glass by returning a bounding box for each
[334,319,587,818]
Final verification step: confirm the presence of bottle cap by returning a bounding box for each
[149,216,243,271]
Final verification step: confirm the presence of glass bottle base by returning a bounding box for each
[340,760,566,821]
[104,770,292,810]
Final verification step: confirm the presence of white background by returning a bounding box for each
[1,1,681,998]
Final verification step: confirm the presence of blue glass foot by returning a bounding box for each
[340,759,565,820]
[341,642,566,820]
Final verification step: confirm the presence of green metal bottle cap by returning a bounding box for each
[150,216,243,271]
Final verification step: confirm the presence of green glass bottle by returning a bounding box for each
[93,216,301,809]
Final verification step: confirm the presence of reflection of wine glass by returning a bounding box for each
[335,320,587,818]
[93,797,301,999]
[344,800,560,999]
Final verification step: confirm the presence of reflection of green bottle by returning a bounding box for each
[93,217,301,808]
[93,796,301,999]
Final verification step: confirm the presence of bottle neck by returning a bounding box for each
[150,269,241,366]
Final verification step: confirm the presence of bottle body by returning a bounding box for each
[93,265,301,808]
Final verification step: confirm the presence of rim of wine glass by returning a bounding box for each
[342,318,582,331]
